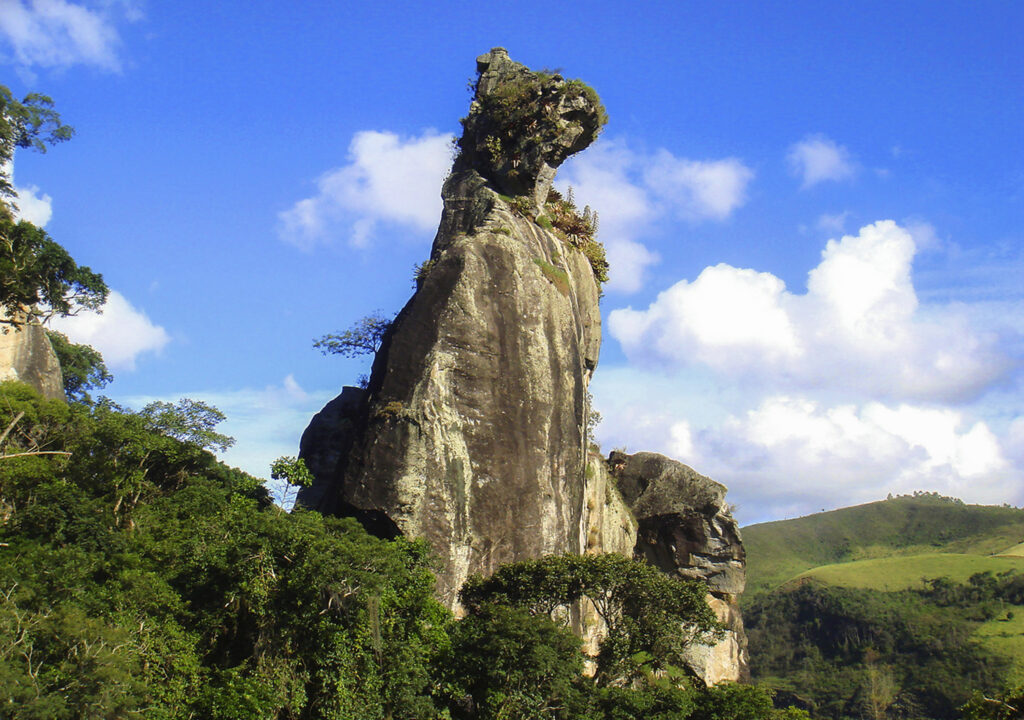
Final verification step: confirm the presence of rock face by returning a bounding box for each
[609,451,749,683]
[298,48,747,683]
[0,319,64,400]
[299,48,605,607]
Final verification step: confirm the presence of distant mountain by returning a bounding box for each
[742,493,1024,597]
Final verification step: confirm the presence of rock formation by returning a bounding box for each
[0,316,64,400]
[299,48,747,682]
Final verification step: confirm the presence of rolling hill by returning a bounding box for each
[742,493,1024,597]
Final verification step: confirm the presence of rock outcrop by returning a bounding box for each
[299,48,605,606]
[609,451,748,683]
[298,48,747,682]
[0,318,64,400]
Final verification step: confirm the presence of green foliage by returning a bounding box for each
[0,85,74,205]
[746,579,1016,719]
[44,329,112,403]
[314,311,392,359]
[460,552,722,685]
[139,397,235,451]
[961,687,1024,719]
[440,603,586,720]
[413,258,438,289]
[544,187,608,285]
[0,85,106,330]
[0,214,108,329]
[467,70,607,172]
[533,257,570,296]
[0,380,451,719]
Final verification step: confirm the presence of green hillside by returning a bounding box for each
[794,553,1024,591]
[742,494,1024,596]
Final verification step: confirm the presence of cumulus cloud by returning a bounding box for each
[643,151,753,220]
[3,161,53,226]
[13,182,52,226]
[692,397,1021,521]
[590,373,1023,523]
[0,0,138,72]
[787,134,856,188]
[608,221,1013,403]
[278,130,453,250]
[559,139,753,293]
[49,290,170,370]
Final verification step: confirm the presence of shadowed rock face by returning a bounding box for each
[608,451,749,682]
[0,320,64,400]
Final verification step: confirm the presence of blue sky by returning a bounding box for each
[3,1,1023,523]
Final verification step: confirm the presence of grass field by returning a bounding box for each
[976,612,1024,686]
[999,542,1024,557]
[791,553,1024,591]
[742,495,1024,596]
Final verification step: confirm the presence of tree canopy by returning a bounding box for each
[0,84,107,329]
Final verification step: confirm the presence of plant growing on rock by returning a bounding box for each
[314,311,392,358]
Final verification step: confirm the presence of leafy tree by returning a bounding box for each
[313,311,392,358]
[440,603,587,720]
[0,86,73,205]
[0,84,107,329]
[0,217,108,329]
[460,552,722,684]
[962,687,1024,720]
[44,329,112,403]
[0,379,451,719]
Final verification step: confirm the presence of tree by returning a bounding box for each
[44,330,112,403]
[459,553,723,685]
[0,84,107,330]
[0,86,73,205]
[439,604,587,720]
[313,311,392,358]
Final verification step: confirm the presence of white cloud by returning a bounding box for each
[49,290,170,370]
[559,139,753,293]
[0,0,135,72]
[697,397,1020,521]
[787,134,856,188]
[13,182,52,226]
[278,129,453,250]
[609,221,1013,402]
[591,376,1023,522]
[643,152,754,220]
[4,160,53,226]
[816,211,850,233]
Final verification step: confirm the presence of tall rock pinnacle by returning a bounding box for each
[299,48,606,607]
[298,49,748,682]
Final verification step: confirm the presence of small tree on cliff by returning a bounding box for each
[313,310,392,358]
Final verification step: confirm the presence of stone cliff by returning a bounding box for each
[0,316,64,400]
[298,48,748,682]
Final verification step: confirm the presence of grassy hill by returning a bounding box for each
[742,493,1024,596]
[794,553,1024,591]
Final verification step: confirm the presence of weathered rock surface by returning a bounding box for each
[609,451,749,682]
[299,48,605,607]
[0,319,64,400]
[298,48,748,684]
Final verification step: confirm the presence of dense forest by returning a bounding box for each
[0,378,799,719]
